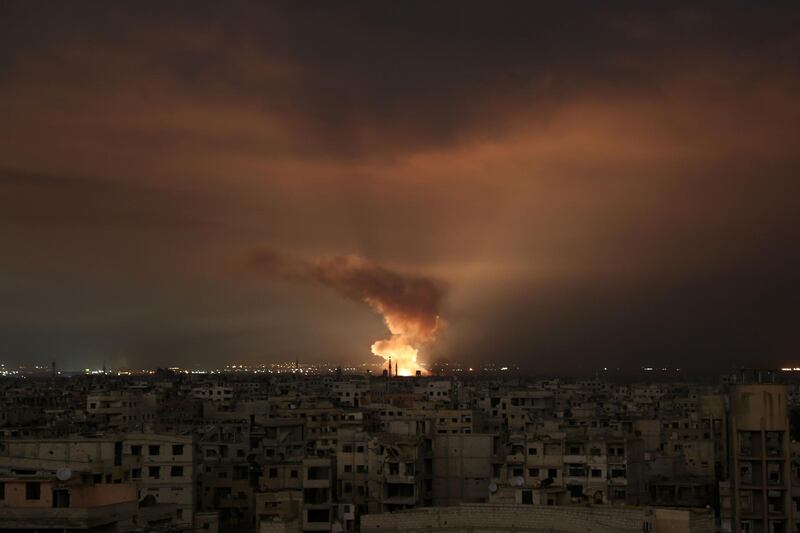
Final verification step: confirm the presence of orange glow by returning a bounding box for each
[367,300,440,376]
[371,335,425,376]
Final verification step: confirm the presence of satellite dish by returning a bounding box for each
[510,476,525,487]
[489,482,498,493]
[56,467,72,481]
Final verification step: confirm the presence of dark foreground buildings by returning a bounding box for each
[0,366,796,532]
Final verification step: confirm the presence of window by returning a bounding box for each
[591,469,603,478]
[52,488,70,508]
[149,466,161,479]
[768,463,782,484]
[548,468,558,479]
[0,481,4,500]
[343,445,353,453]
[131,468,142,479]
[291,469,298,478]
[344,465,353,473]
[227,464,246,480]
[568,484,584,498]
[609,446,624,457]
[26,482,41,500]
[148,445,160,456]
[740,463,754,484]
[528,468,539,477]
[568,465,585,477]
[307,508,330,523]
[171,466,184,477]
[269,468,278,478]
[356,465,366,473]
[172,444,184,456]
[356,446,365,453]
[528,448,537,455]
[766,431,784,457]
[131,445,142,456]
[522,490,533,504]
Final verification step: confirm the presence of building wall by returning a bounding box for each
[433,433,493,506]
[361,503,712,533]
[727,384,793,533]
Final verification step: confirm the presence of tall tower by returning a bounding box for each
[725,382,792,533]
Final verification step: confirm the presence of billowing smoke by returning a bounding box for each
[245,249,444,375]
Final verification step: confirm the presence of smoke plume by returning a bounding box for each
[245,248,444,375]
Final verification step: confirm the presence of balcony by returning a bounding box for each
[506,453,525,464]
[304,478,330,489]
[385,474,416,484]
[303,507,331,531]
[218,494,250,508]
[383,495,417,506]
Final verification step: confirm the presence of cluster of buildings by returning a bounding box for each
[0,366,798,532]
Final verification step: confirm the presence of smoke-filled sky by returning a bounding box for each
[2,2,799,373]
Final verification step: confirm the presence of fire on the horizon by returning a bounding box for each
[245,249,444,375]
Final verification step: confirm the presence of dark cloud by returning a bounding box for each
[1,2,799,372]
[245,248,443,339]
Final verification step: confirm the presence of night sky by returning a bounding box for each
[2,2,799,373]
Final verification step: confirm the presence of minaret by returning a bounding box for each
[388,356,392,378]
[52,360,56,378]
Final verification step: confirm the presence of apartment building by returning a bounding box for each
[86,390,158,429]
[721,383,793,533]
[124,432,196,527]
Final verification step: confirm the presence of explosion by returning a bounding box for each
[371,336,421,376]
[245,249,443,376]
